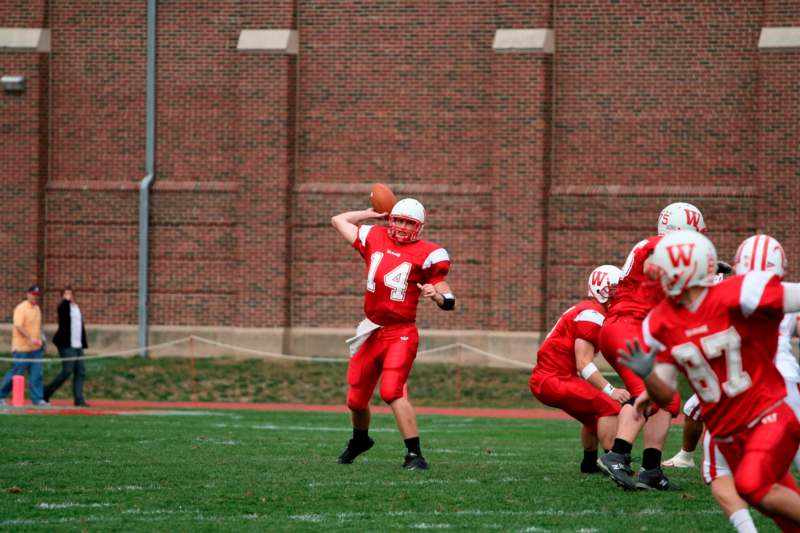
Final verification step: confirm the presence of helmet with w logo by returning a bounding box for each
[733,234,786,279]
[647,231,718,297]
[657,202,706,236]
[587,264,622,304]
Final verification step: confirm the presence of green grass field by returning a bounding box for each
[0,409,784,532]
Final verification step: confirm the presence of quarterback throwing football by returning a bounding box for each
[331,198,454,470]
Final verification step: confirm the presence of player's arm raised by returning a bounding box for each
[417,281,456,311]
[575,339,630,403]
[331,208,387,244]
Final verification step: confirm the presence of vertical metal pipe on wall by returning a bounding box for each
[138,0,157,356]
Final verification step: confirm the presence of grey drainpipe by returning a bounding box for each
[139,0,157,356]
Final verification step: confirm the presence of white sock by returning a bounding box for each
[729,509,757,533]
[677,449,694,460]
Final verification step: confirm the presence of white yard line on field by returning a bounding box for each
[36,502,111,509]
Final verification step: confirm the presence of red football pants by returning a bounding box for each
[599,315,681,416]
[717,402,800,507]
[346,323,418,411]
[530,370,621,433]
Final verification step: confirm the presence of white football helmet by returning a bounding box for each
[389,198,425,243]
[733,234,786,278]
[657,202,706,236]
[647,231,718,297]
[587,265,622,304]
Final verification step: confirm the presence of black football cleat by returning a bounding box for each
[597,451,636,490]
[636,466,681,491]
[336,436,374,464]
[402,453,429,470]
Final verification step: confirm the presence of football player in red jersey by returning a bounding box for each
[598,202,707,490]
[621,230,800,531]
[665,235,800,533]
[530,265,631,474]
[331,198,454,470]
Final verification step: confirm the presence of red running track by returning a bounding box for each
[7,399,571,419]
[5,399,685,424]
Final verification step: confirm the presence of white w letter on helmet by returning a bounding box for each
[587,265,622,304]
[648,231,718,297]
[657,202,706,236]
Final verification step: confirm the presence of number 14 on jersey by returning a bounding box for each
[367,252,412,302]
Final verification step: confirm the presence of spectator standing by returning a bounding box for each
[44,286,89,407]
[0,285,47,406]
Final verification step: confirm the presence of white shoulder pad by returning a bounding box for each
[423,248,450,269]
[358,225,373,248]
[739,271,774,317]
[574,309,604,326]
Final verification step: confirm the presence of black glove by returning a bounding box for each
[717,261,732,275]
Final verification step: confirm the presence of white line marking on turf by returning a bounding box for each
[289,514,323,522]
[104,485,147,491]
[309,479,449,488]
[122,508,176,515]
[118,410,224,416]
[411,523,452,529]
[37,502,111,509]
[251,424,396,432]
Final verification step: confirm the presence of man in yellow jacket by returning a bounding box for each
[0,285,47,406]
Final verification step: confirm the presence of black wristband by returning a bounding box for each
[438,293,455,311]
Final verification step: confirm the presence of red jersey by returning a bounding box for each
[353,225,450,325]
[643,271,787,437]
[608,236,665,320]
[535,300,606,377]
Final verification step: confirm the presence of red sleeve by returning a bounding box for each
[643,311,674,365]
[574,321,601,350]
[426,260,450,285]
[351,225,373,259]
[573,307,605,350]
[422,247,450,285]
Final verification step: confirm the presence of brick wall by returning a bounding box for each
[546,0,764,324]
[1,0,799,334]
[0,0,48,320]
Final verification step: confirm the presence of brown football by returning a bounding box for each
[370,183,397,214]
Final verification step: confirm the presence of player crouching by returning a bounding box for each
[331,198,455,470]
[530,265,631,474]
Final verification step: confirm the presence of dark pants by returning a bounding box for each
[44,347,86,405]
